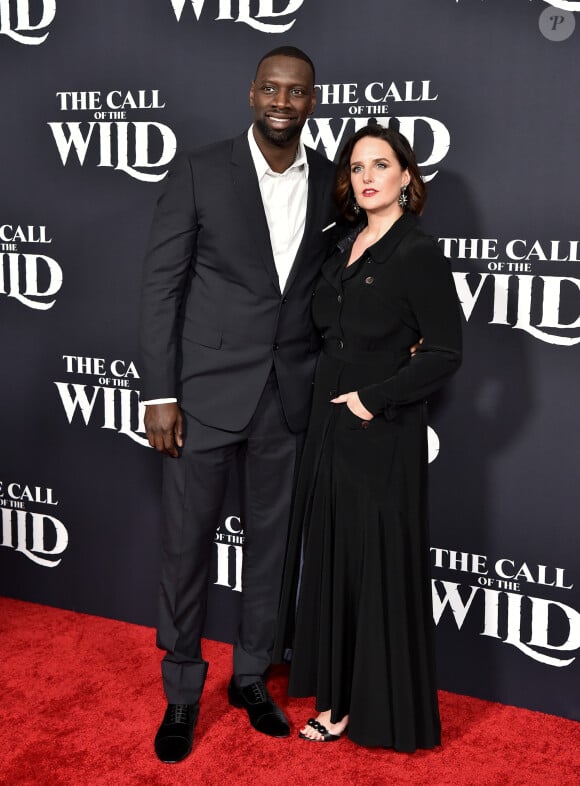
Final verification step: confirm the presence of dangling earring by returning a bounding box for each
[353,201,360,216]
[398,184,409,209]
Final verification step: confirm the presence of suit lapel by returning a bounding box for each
[283,149,327,295]
[231,133,280,292]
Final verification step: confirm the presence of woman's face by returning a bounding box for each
[350,136,410,217]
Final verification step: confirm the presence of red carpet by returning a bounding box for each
[1,598,579,786]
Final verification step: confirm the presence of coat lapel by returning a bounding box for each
[321,213,418,293]
[367,213,417,265]
[230,133,280,292]
[320,224,361,293]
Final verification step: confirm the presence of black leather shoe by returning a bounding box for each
[154,702,199,763]
[227,677,290,737]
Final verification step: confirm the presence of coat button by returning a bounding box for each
[281,296,288,304]
[273,343,279,351]
[337,294,342,303]
[361,421,370,429]
[338,339,344,349]
[365,276,374,285]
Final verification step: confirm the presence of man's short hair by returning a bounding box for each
[255,46,315,83]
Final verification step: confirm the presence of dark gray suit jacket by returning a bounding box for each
[140,132,337,433]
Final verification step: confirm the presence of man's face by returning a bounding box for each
[250,55,316,146]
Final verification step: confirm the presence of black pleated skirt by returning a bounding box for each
[280,389,441,751]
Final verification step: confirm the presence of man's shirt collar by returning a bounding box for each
[247,126,308,180]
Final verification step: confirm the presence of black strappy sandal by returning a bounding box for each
[298,717,343,742]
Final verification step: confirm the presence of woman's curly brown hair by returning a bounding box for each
[335,124,426,221]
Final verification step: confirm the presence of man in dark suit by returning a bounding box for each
[140,46,336,763]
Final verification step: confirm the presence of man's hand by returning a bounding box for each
[331,391,374,421]
[144,403,183,457]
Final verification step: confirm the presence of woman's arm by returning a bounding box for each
[358,237,462,416]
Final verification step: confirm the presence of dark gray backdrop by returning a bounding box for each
[1,0,579,722]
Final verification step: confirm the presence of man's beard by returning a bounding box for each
[255,116,302,147]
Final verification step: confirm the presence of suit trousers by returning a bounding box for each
[157,370,301,704]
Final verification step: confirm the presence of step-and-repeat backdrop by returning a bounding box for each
[1,0,579,721]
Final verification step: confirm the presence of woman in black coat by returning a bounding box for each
[273,125,462,751]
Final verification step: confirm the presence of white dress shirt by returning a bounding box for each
[143,128,308,406]
[246,126,309,293]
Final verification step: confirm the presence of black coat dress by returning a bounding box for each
[273,213,462,751]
